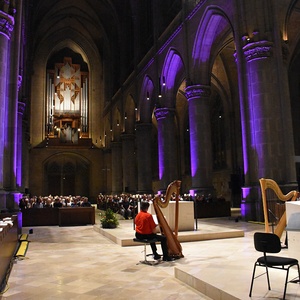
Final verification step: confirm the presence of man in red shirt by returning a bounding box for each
[135,201,173,261]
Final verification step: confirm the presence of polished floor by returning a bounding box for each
[1,211,300,300]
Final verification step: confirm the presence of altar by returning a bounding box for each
[148,201,194,231]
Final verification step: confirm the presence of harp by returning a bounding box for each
[153,180,184,259]
[260,178,299,238]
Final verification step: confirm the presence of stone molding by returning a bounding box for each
[243,40,273,62]
[0,10,14,39]
[154,107,175,121]
[185,84,211,100]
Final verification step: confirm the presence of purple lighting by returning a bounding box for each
[140,76,154,122]
[162,50,184,93]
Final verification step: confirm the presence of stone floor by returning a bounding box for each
[1,211,300,300]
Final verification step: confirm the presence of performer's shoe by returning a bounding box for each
[154,253,161,260]
[163,256,175,261]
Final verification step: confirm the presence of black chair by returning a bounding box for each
[133,238,161,266]
[249,232,300,299]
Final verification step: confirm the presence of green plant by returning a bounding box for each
[100,208,119,228]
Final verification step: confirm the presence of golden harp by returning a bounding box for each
[153,180,184,259]
[260,178,299,238]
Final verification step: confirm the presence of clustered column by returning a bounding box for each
[185,84,213,194]
[0,9,14,208]
[17,101,25,189]
[136,123,152,194]
[111,142,122,194]
[239,39,297,221]
[121,133,136,193]
[154,107,178,191]
[242,40,296,183]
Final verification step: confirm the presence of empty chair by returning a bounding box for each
[249,232,300,299]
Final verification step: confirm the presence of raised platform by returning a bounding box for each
[94,217,248,299]
[93,218,244,247]
[94,215,300,300]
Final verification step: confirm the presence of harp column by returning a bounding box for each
[136,123,153,194]
[154,107,178,192]
[185,84,213,195]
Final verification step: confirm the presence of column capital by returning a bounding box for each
[0,10,14,39]
[243,40,273,62]
[154,107,175,121]
[185,84,211,100]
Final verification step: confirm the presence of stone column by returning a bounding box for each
[136,123,153,194]
[111,142,122,194]
[0,10,14,208]
[121,133,136,193]
[17,101,25,189]
[239,40,297,221]
[5,1,22,209]
[242,40,296,183]
[154,107,178,191]
[185,84,213,195]
[102,149,111,194]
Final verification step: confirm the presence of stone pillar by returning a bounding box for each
[0,10,14,209]
[102,149,111,194]
[239,40,297,221]
[17,101,25,189]
[154,107,178,191]
[136,123,153,194]
[111,142,122,194]
[242,40,296,183]
[5,1,22,209]
[121,133,136,193]
[185,84,213,195]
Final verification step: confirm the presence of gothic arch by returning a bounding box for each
[139,75,155,123]
[192,6,233,83]
[112,108,121,141]
[160,49,185,107]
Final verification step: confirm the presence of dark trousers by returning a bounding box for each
[135,232,169,258]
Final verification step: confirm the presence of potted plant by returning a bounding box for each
[100,208,119,228]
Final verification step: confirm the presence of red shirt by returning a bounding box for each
[135,210,156,234]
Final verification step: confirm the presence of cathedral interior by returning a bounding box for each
[0,0,300,222]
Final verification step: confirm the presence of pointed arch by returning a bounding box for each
[139,75,155,123]
[160,49,185,107]
[192,6,233,83]
[124,94,136,134]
